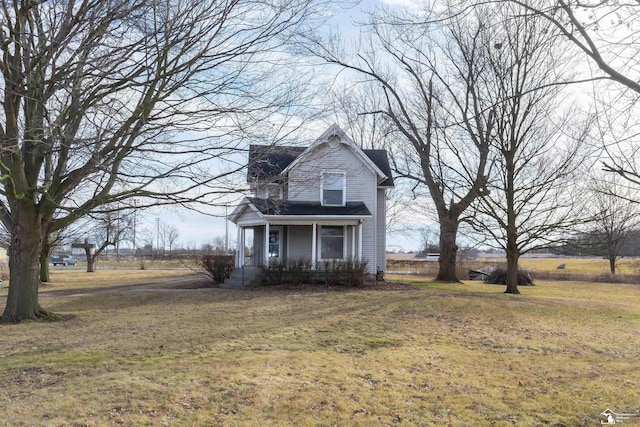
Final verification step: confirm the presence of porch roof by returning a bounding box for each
[248,197,371,217]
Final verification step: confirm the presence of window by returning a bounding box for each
[321,226,344,259]
[322,172,345,206]
[268,230,280,258]
[266,184,281,200]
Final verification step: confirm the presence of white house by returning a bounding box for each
[229,124,394,274]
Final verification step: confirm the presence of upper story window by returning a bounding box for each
[266,184,282,200]
[321,172,346,206]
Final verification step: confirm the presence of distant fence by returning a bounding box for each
[387,259,440,276]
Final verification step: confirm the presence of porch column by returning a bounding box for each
[236,225,241,267]
[264,222,270,265]
[343,225,347,260]
[240,227,246,266]
[351,225,356,260]
[311,222,317,270]
[358,221,363,262]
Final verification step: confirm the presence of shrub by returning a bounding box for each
[342,258,369,287]
[260,258,312,285]
[286,258,312,284]
[484,267,534,286]
[260,258,285,285]
[322,260,343,286]
[201,254,234,284]
[321,258,369,286]
[259,257,368,287]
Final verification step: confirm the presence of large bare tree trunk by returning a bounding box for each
[608,255,616,276]
[84,240,96,273]
[86,251,96,272]
[436,217,459,282]
[40,235,51,283]
[504,154,520,294]
[2,211,48,322]
[505,238,520,295]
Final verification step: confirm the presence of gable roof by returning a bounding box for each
[248,145,305,183]
[248,125,394,187]
[363,149,394,187]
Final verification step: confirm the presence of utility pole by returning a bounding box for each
[225,204,229,254]
[132,200,137,261]
[156,217,160,259]
[115,206,120,262]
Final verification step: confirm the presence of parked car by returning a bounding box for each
[51,256,77,266]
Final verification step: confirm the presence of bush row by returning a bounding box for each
[259,258,369,287]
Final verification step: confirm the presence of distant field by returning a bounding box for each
[0,269,198,294]
[518,257,638,275]
[1,270,639,425]
[388,255,640,282]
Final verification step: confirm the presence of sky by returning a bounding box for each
[154,0,428,253]
[140,0,640,255]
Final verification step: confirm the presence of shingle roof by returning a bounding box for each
[248,197,372,217]
[248,145,305,183]
[247,144,394,187]
[363,149,394,187]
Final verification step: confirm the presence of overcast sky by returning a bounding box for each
[158,0,425,252]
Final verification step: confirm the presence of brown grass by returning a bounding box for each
[1,271,639,425]
[518,257,639,275]
[42,268,197,290]
[388,256,640,284]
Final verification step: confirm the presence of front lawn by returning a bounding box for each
[0,272,638,425]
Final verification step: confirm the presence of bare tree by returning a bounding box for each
[306,4,493,281]
[419,226,440,257]
[468,3,589,294]
[0,0,323,321]
[155,221,181,257]
[573,176,640,275]
[205,237,228,254]
[501,0,640,94]
[329,85,395,150]
[328,85,407,238]
[81,213,132,272]
[40,223,86,283]
[497,1,640,186]
[136,226,157,262]
[164,224,180,256]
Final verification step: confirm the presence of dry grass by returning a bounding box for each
[389,257,640,284]
[518,257,639,275]
[43,269,197,291]
[1,271,640,426]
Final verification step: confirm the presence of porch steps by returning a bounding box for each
[219,266,259,289]
[219,277,244,289]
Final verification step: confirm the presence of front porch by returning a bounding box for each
[236,221,365,270]
[230,197,374,274]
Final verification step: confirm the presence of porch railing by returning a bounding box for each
[241,249,261,286]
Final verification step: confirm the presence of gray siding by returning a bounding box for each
[288,225,313,259]
[287,143,377,272]
[237,208,261,224]
[376,188,387,271]
[288,144,376,204]
[253,227,264,264]
[346,226,354,259]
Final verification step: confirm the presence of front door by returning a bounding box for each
[268,229,281,259]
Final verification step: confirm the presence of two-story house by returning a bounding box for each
[229,124,394,274]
